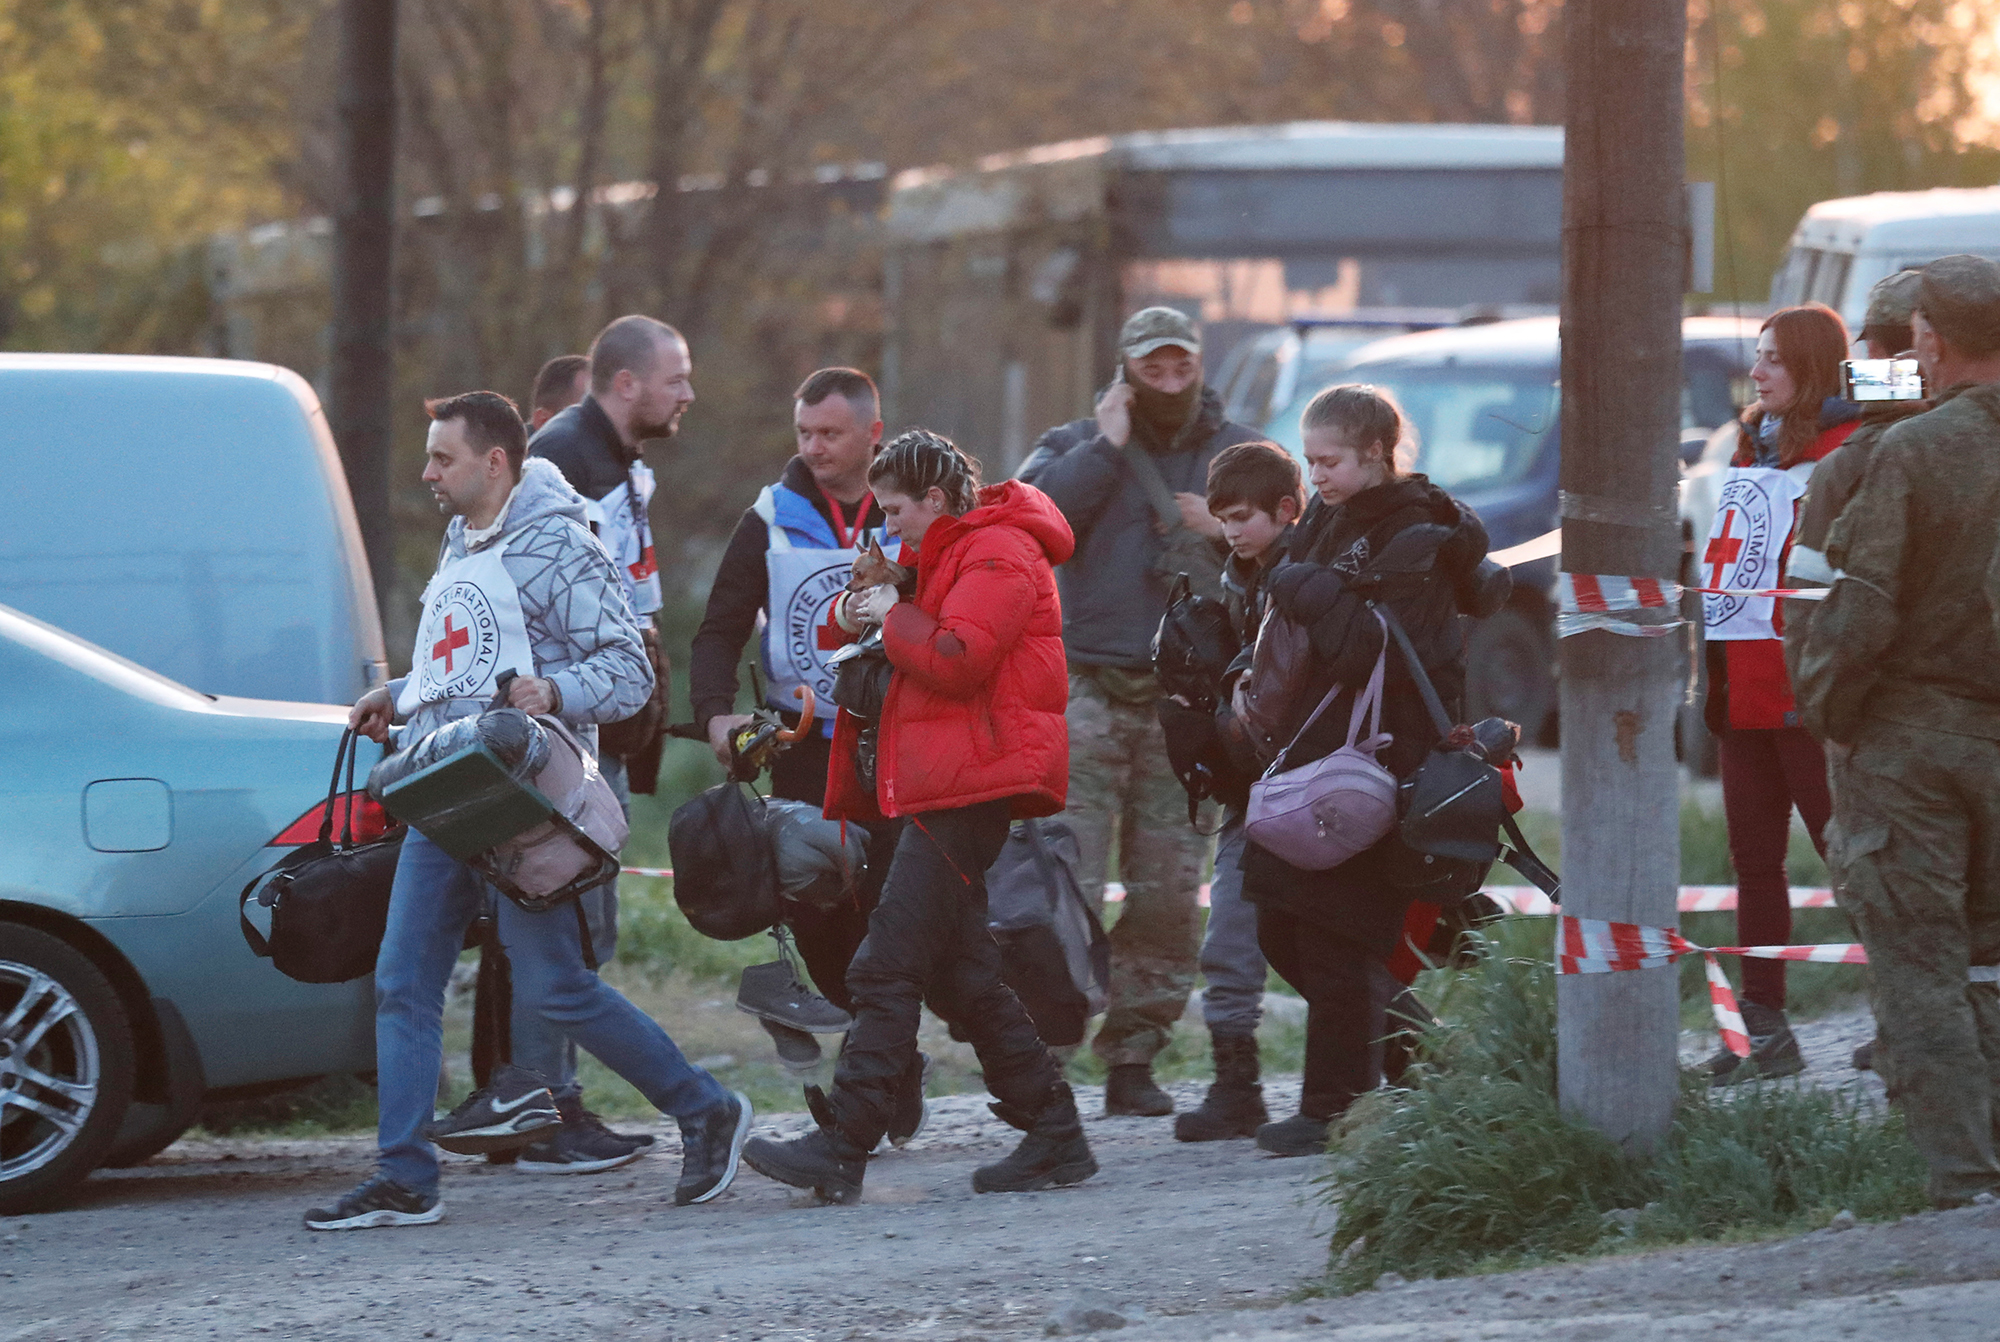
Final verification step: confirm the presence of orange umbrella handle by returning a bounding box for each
[775,685,816,742]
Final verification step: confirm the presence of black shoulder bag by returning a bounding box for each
[240,728,407,983]
[1375,605,1561,900]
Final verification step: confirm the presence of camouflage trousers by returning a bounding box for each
[1831,717,2000,1206]
[1064,670,1215,1068]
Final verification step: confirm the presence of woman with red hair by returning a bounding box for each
[1700,302,1860,1084]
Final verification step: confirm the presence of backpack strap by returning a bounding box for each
[1117,443,1189,534]
[1375,603,1456,739]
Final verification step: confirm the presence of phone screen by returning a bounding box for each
[1842,358,1924,402]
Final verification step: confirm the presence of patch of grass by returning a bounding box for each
[1319,918,1926,1294]
[197,1073,380,1138]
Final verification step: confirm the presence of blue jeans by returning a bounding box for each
[374,828,722,1194]
[1199,816,1268,1035]
[509,754,626,1102]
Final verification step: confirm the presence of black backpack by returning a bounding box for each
[1152,572,1239,711]
[669,782,782,940]
[986,819,1111,1048]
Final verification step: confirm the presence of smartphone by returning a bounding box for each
[1842,358,1924,402]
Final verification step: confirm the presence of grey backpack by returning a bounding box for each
[985,819,1111,1047]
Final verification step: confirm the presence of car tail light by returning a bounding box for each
[270,791,395,846]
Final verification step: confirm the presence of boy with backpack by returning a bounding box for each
[1155,441,1304,1140]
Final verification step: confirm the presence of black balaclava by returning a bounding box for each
[1129,373,1201,445]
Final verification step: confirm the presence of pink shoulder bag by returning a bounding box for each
[1243,613,1397,872]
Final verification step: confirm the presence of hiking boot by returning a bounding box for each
[1704,1001,1806,1088]
[1103,1063,1173,1117]
[742,1126,869,1204]
[515,1096,650,1174]
[1255,1113,1331,1158]
[737,959,854,1034]
[883,1051,933,1150]
[674,1090,752,1206]
[1175,1032,1267,1142]
[974,1083,1098,1193]
[303,1174,443,1231]
[1853,1037,1877,1072]
[423,1063,560,1156]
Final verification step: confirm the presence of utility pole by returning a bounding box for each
[327,0,400,611]
[1556,0,1687,1152]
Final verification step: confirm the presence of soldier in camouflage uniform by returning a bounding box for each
[1799,254,2000,1207]
[1782,268,1927,1076]
[1019,308,1262,1115]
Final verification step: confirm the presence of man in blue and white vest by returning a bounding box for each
[305,391,749,1230]
[690,369,912,1074]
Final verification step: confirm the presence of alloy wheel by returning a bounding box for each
[0,961,101,1181]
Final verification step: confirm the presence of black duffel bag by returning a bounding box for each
[240,728,405,984]
[986,818,1110,1048]
[669,781,782,940]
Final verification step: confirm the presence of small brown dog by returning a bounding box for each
[847,538,911,593]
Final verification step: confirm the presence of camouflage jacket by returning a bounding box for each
[1798,382,2000,743]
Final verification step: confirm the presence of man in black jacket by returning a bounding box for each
[688,370,917,1109]
[1018,307,1261,1116]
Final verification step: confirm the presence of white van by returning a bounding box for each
[1769,186,2000,335]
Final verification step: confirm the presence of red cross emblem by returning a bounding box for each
[1704,508,1743,590]
[432,614,471,673]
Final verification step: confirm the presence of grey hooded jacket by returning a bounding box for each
[1017,385,1259,669]
[385,456,653,753]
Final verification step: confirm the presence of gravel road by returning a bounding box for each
[11,1049,2000,1341]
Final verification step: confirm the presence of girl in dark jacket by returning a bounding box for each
[1698,302,1859,1084]
[1238,385,1500,1155]
[742,430,1095,1202]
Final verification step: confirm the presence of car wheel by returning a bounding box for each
[0,925,136,1214]
[1465,607,1556,745]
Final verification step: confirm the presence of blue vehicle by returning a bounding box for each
[0,355,388,1212]
[0,605,381,1211]
[1259,316,1757,742]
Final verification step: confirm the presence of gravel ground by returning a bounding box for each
[14,1010,1995,1342]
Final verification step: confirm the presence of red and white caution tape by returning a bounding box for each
[1557,914,1867,1056]
[1554,572,1825,638]
[1485,885,1836,917]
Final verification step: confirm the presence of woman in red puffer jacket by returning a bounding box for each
[1698,301,1859,1087]
[741,430,1094,1207]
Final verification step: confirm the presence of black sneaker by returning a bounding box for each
[737,960,854,1034]
[675,1090,752,1206]
[1254,1114,1331,1158]
[973,1083,1097,1193]
[303,1174,443,1231]
[424,1063,561,1156]
[760,1017,824,1074]
[515,1102,649,1174]
[1704,1002,1806,1088]
[742,1127,869,1204]
[882,1051,933,1150]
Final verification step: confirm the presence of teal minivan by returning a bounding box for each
[0,355,389,1212]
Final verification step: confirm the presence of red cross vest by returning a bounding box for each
[396,540,535,718]
[583,462,661,619]
[1700,462,1813,642]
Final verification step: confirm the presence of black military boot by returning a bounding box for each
[741,1120,869,1205]
[1103,1063,1174,1117]
[973,1083,1099,1193]
[1173,1032,1267,1142]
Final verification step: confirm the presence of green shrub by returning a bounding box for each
[1320,920,1928,1293]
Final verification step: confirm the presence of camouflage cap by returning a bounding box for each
[1918,254,2000,357]
[1119,306,1201,359]
[1863,268,1924,332]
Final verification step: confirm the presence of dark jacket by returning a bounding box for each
[1800,381,2000,744]
[688,456,886,736]
[529,395,639,502]
[1018,385,1260,669]
[1235,476,1492,954]
[823,482,1075,821]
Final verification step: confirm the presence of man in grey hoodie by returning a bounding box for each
[304,391,749,1230]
